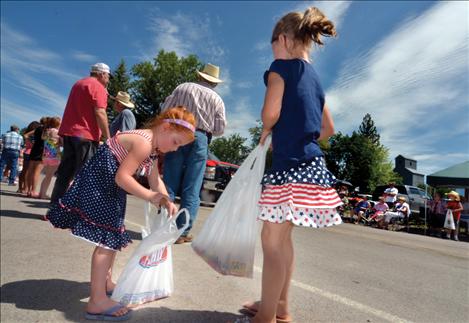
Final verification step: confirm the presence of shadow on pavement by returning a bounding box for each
[0,190,23,198]
[0,209,45,221]
[21,200,51,208]
[128,306,241,323]
[0,279,90,322]
[0,279,241,322]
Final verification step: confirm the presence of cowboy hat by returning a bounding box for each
[111,91,135,108]
[446,191,460,201]
[197,63,223,83]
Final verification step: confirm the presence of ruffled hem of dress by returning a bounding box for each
[46,201,131,251]
[258,203,342,228]
[262,157,337,187]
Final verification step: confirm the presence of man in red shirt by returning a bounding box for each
[50,63,111,203]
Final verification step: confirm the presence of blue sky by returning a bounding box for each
[1,1,468,176]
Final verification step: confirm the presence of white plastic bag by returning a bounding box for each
[111,204,189,306]
[444,209,455,230]
[192,136,271,278]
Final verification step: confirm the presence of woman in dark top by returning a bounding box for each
[24,117,47,197]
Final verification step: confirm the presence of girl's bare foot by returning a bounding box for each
[242,301,292,322]
[86,297,129,316]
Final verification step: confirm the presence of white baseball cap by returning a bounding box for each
[91,62,111,74]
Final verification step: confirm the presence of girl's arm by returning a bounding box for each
[23,129,35,139]
[115,136,167,207]
[318,104,335,141]
[260,72,284,144]
[148,162,168,195]
[148,162,178,216]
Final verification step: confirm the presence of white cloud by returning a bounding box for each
[72,51,98,63]
[146,11,226,63]
[296,1,352,29]
[5,72,67,112]
[223,96,259,142]
[1,23,71,123]
[1,22,80,82]
[325,1,469,175]
[0,99,40,128]
[214,66,231,98]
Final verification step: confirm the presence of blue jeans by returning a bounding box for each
[163,131,208,236]
[0,149,20,184]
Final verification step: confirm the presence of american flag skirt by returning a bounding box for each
[258,157,343,228]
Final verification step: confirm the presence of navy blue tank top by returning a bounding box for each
[264,59,325,171]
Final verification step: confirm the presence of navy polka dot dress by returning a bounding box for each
[46,131,156,251]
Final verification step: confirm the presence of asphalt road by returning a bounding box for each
[1,181,468,323]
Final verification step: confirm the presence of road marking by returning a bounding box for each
[253,265,414,323]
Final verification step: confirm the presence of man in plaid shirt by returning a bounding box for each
[0,125,24,185]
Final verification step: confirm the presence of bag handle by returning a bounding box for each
[143,202,190,234]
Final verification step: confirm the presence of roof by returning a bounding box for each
[404,167,424,175]
[395,154,416,162]
[427,160,469,188]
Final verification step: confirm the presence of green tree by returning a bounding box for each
[209,134,250,165]
[131,50,203,127]
[107,59,131,122]
[248,120,262,150]
[358,113,380,145]
[325,131,401,193]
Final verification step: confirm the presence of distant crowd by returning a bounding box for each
[336,183,464,241]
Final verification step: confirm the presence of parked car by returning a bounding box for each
[200,151,239,203]
[372,184,432,216]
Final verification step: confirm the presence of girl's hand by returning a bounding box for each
[149,192,170,207]
[260,128,271,145]
[161,199,179,217]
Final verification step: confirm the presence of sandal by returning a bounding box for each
[85,304,131,321]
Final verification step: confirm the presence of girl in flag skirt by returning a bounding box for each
[240,7,342,323]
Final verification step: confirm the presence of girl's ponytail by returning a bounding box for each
[298,7,336,46]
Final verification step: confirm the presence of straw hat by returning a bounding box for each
[111,91,135,108]
[197,63,223,83]
[398,196,406,201]
[446,191,460,201]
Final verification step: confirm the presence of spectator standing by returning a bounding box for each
[17,121,40,193]
[38,117,62,199]
[50,63,111,203]
[445,191,463,241]
[384,182,398,208]
[162,63,226,244]
[428,192,446,237]
[109,91,136,136]
[0,125,24,185]
[24,117,48,196]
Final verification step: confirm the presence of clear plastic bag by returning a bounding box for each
[192,137,271,278]
[111,204,189,306]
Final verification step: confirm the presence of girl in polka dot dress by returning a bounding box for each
[240,7,342,323]
[46,107,195,321]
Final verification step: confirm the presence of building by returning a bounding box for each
[394,155,424,186]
